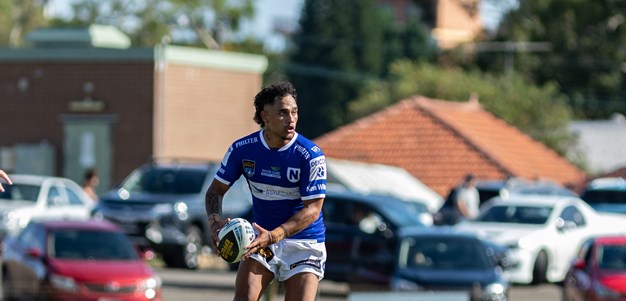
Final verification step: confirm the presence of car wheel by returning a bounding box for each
[531,250,548,284]
[162,225,203,269]
[2,270,15,301]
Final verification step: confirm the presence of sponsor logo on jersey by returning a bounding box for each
[287,167,301,183]
[242,160,255,177]
[309,156,326,181]
[261,168,281,179]
[294,144,311,160]
[249,181,301,201]
[311,146,321,153]
[235,137,258,148]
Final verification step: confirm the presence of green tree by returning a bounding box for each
[350,60,576,156]
[0,0,47,47]
[49,0,255,48]
[482,0,626,119]
[286,0,436,138]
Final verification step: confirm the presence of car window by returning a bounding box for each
[477,205,552,224]
[51,229,138,260]
[322,197,351,225]
[398,236,491,270]
[598,245,626,270]
[122,168,208,194]
[560,206,586,226]
[65,186,85,206]
[581,190,626,204]
[47,186,67,207]
[0,183,40,203]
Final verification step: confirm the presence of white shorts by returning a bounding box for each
[250,239,326,282]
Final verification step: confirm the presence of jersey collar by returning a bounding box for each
[259,129,298,151]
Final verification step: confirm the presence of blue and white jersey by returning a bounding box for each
[214,130,326,242]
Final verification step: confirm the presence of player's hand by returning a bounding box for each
[242,223,272,260]
[0,170,12,193]
[209,217,229,255]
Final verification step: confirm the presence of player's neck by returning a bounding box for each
[263,129,290,149]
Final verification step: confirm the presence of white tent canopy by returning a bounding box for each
[326,158,443,212]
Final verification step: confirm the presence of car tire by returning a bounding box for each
[531,250,548,284]
[162,225,203,269]
[2,270,15,301]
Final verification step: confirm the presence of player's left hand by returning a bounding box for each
[242,223,272,260]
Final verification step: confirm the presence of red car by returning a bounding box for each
[563,235,626,301]
[1,219,161,301]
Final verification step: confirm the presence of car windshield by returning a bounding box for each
[477,205,552,224]
[598,244,626,270]
[0,183,40,203]
[582,190,626,205]
[398,236,491,270]
[379,200,426,227]
[122,168,208,194]
[50,229,139,260]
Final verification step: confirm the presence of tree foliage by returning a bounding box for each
[482,0,626,119]
[48,0,255,48]
[286,0,436,139]
[350,60,576,156]
[0,0,48,47]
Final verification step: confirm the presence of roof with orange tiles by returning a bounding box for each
[314,95,588,196]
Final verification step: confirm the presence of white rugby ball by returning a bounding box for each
[217,218,255,263]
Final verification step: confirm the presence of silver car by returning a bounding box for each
[0,174,95,240]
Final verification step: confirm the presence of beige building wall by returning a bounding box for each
[433,0,482,49]
[157,46,265,162]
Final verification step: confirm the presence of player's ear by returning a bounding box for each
[260,110,269,123]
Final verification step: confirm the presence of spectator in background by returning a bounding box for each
[82,168,100,202]
[456,173,480,220]
[0,169,12,192]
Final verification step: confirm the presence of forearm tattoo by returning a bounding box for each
[205,192,222,217]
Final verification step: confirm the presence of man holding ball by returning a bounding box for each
[205,81,327,301]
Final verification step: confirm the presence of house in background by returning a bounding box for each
[569,113,626,177]
[0,25,266,192]
[315,96,587,197]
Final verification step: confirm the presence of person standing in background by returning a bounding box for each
[456,173,480,220]
[82,168,100,202]
[0,169,12,192]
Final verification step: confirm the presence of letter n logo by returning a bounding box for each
[287,167,300,183]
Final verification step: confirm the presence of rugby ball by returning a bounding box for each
[217,218,255,263]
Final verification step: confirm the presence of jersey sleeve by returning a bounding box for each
[214,144,242,186]
[301,152,327,201]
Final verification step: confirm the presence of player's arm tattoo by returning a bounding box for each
[205,191,222,216]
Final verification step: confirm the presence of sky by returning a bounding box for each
[45,0,510,51]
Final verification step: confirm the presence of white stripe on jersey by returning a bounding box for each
[248,180,301,201]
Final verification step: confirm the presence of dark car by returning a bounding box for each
[580,177,626,215]
[321,189,427,286]
[1,220,161,301]
[562,235,626,301]
[92,158,252,269]
[391,227,510,301]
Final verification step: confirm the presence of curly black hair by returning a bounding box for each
[253,81,297,127]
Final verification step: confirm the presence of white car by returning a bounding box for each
[0,174,95,240]
[454,195,626,285]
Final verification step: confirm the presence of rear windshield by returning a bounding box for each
[477,205,552,225]
[581,190,626,205]
[122,168,208,194]
[0,184,41,203]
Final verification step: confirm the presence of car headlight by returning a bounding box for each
[390,276,422,291]
[174,202,188,220]
[138,276,161,300]
[593,281,621,299]
[50,274,78,292]
[483,283,507,301]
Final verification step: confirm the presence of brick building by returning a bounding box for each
[0,25,267,192]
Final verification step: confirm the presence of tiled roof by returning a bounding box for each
[314,96,587,196]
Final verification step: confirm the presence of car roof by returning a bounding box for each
[593,235,626,245]
[486,194,582,207]
[586,177,626,191]
[398,226,480,240]
[7,174,73,185]
[34,219,121,232]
